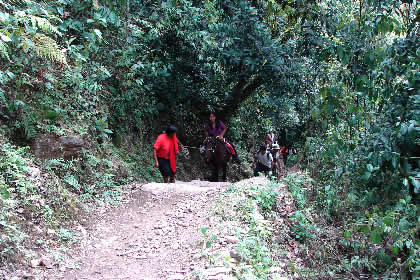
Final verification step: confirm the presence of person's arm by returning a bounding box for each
[153,148,159,168]
[177,138,184,149]
[219,122,227,138]
[252,153,258,169]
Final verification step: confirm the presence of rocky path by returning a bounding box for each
[40,180,231,280]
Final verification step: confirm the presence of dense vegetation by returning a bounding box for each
[0,0,418,278]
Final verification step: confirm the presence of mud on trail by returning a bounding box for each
[36,180,231,280]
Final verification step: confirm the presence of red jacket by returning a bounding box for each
[153,133,179,172]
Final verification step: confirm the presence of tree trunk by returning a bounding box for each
[218,75,264,121]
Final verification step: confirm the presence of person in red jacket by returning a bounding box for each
[280,145,289,166]
[153,125,182,183]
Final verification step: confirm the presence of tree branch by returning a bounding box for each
[220,75,264,121]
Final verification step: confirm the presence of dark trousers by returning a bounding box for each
[254,162,270,176]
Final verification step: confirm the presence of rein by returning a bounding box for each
[182,145,201,149]
[179,145,203,159]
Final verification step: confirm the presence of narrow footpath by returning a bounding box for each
[32,176,298,280]
[40,180,231,280]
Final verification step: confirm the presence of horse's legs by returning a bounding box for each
[211,164,218,182]
[222,164,227,182]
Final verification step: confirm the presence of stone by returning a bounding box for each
[168,273,184,280]
[31,134,84,160]
[31,134,61,160]
[225,236,240,244]
[33,226,43,234]
[76,225,87,236]
[59,136,84,160]
[229,250,241,261]
[205,266,232,276]
[29,259,41,268]
[154,223,167,229]
[37,199,45,206]
[40,257,54,269]
[21,272,35,280]
[29,167,40,178]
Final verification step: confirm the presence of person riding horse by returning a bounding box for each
[203,113,241,163]
[201,113,241,181]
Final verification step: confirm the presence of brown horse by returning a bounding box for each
[201,137,232,182]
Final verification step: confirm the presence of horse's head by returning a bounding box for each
[201,136,217,163]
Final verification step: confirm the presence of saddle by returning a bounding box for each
[218,137,235,155]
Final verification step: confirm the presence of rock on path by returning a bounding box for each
[37,180,231,280]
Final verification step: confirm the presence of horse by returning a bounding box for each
[201,136,232,182]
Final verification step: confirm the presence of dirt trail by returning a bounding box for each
[39,180,231,280]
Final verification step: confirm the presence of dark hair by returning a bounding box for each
[259,145,266,151]
[208,112,221,129]
[165,125,177,134]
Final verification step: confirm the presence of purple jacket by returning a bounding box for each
[205,120,225,137]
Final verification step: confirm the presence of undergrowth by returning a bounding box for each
[198,179,291,280]
[282,171,419,279]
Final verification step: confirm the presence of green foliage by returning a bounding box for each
[0,140,31,197]
[283,173,312,210]
[229,182,280,278]
[0,136,36,261]
[236,236,274,278]
[58,228,77,244]
[201,180,287,279]
[290,2,419,276]
[0,0,418,276]
[199,226,217,251]
[249,181,279,214]
[283,173,317,242]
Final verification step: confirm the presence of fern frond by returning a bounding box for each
[22,111,37,140]
[31,33,67,64]
[0,41,9,60]
[30,16,61,35]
